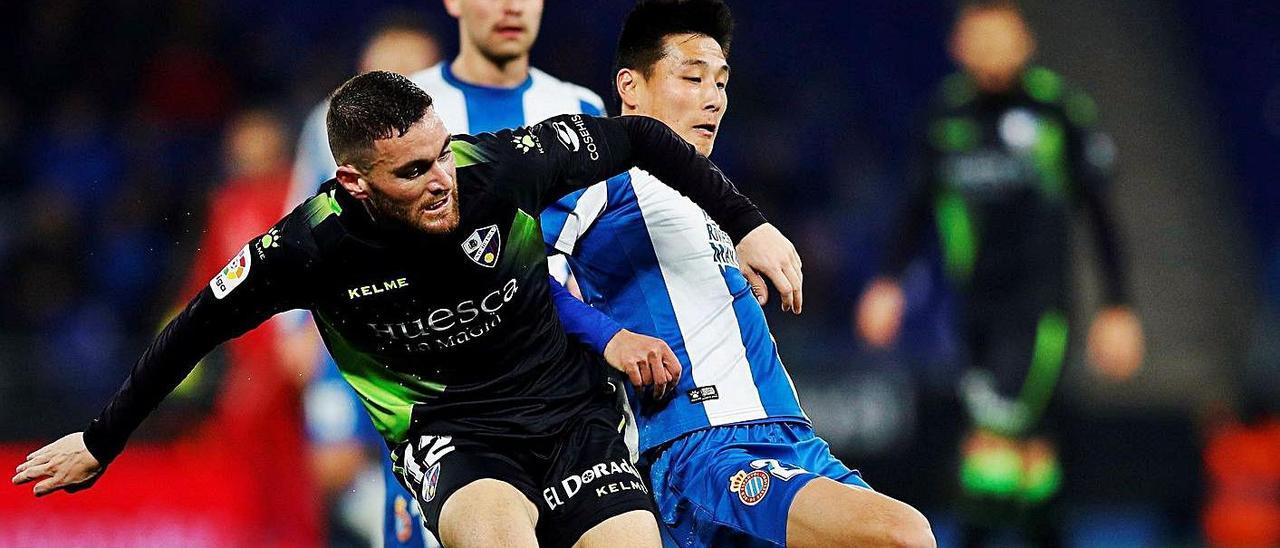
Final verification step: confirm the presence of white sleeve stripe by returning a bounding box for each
[577,86,606,111]
[554,182,609,255]
[546,254,571,284]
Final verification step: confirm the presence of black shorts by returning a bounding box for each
[959,297,1069,437]
[393,387,653,547]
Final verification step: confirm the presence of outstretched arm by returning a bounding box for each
[1067,118,1143,380]
[475,113,803,310]
[858,121,939,347]
[12,226,310,495]
[535,114,768,240]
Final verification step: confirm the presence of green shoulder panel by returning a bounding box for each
[1022,66,1063,103]
[930,117,981,152]
[1064,90,1100,127]
[451,139,493,168]
[1022,65,1100,127]
[304,189,344,227]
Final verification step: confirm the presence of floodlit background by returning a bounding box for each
[1,0,1277,546]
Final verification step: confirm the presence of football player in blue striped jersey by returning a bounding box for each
[542,1,934,546]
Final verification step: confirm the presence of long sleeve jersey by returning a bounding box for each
[83,114,766,464]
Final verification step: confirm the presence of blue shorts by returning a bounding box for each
[649,421,871,547]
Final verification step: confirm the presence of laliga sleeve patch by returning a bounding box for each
[210,244,252,299]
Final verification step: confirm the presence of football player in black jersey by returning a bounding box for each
[14,71,802,548]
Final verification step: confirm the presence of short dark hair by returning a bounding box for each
[327,70,433,168]
[615,0,734,80]
[956,0,1022,19]
[364,8,436,41]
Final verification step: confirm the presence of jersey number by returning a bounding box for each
[750,459,808,481]
[402,435,456,500]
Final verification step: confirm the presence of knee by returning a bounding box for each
[442,521,531,548]
[879,504,935,548]
[438,480,538,548]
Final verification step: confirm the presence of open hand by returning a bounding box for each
[12,432,102,497]
[736,223,803,314]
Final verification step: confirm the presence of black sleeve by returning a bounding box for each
[82,224,312,464]
[882,114,941,278]
[479,114,767,242]
[1063,97,1129,305]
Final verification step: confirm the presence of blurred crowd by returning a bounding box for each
[2,0,1279,546]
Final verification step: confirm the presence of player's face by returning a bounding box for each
[360,109,461,234]
[950,9,1035,92]
[359,30,442,75]
[450,0,543,63]
[635,33,728,156]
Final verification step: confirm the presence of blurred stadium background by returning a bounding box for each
[1,0,1278,546]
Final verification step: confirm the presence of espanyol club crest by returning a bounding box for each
[423,463,441,503]
[461,224,501,268]
[728,469,771,506]
[393,495,414,542]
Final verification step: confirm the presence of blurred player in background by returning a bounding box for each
[409,0,606,132]
[543,1,934,546]
[287,12,442,548]
[855,1,1145,546]
[177,109,322,545]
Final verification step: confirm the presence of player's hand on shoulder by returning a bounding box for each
[12,432,103,497]
[603,329,682,400]
[736,223,803,314]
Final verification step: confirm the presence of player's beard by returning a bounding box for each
[367,187,460,235]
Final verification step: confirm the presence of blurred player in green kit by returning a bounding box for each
[857,2,1145,545]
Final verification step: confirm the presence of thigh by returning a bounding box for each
[787,477,934,548]
[536,403,658,548]
[573,509,661,548]
[394,434,539,545]
[439,479,540,548]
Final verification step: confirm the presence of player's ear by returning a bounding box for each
[336,165,370,200]
[616,68,643,112]
[442,0,463,18]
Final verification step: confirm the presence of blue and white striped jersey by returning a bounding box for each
[285,61,606,211]
[541,168,810,453]
[412,61,606,134]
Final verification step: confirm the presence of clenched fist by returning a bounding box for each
[604,329,682,399]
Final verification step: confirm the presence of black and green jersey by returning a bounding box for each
[83,114,766,463]
[886,66,1128,307]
